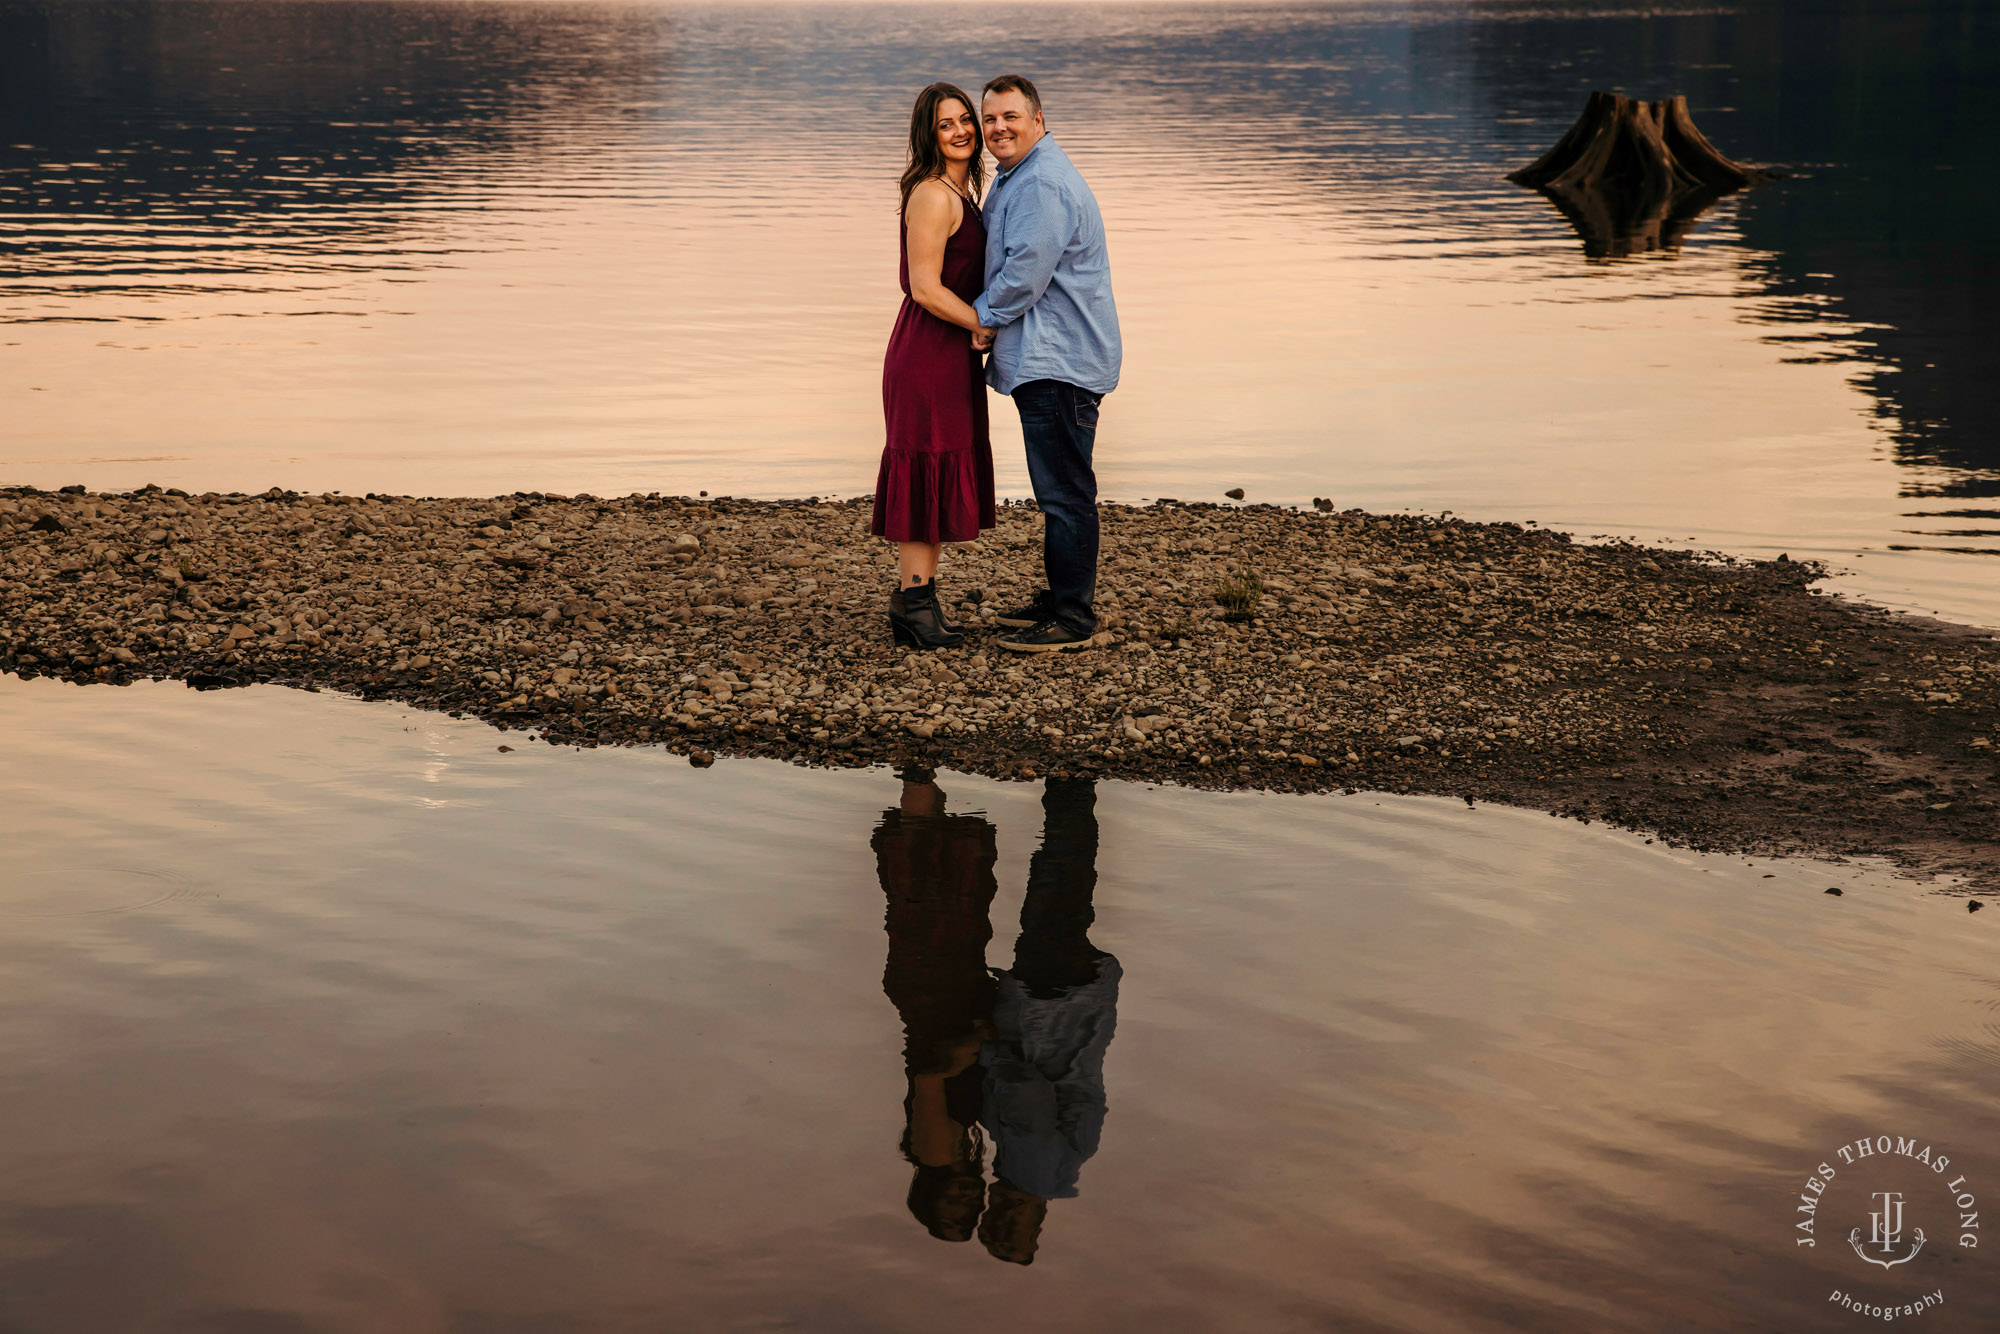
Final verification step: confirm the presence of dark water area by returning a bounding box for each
[2,0,1997,622]
[0,1,649,276]
[5,674,2000,1331]
[1445,0,2000,489]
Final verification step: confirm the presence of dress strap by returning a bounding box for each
[928,176,975,208]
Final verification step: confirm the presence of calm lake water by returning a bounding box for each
[6,5,2000,1327]
[2,0,1998,625]
[3,672,1999,1331]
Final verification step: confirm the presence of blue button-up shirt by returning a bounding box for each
[974,137,1122,397]
[980,955,1119,1201]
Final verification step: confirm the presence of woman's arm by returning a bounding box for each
[905,181,986,334]
[908,1075,963,1167]
[908,1031,985,1166]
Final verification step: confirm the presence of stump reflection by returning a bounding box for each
[1536,178,1730,260]
[1509,90,1787,259]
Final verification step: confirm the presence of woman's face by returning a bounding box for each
[934,98,978,165]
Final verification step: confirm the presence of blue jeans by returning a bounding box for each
[1013,379,1103,634]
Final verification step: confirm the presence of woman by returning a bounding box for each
[871,767,999,1242]
[871,82,996,650]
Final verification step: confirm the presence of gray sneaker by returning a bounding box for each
[994,591,1052,628]
[998,619,1098,653]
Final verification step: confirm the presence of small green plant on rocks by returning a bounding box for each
[1213,568,1263,622]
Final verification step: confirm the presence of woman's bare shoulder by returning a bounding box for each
[906,177,965,230]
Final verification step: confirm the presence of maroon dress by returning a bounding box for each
[871,192,996,545]
[873,806,998,1075]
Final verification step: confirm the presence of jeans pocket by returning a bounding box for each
[1014,381,1060,425]
[1072,390,1102,430]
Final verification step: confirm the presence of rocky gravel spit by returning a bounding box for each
[5,484,1998,886]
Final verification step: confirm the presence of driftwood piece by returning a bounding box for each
[1510,91,1787,258]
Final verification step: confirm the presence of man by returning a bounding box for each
[974,75,1122,654]
[978,777,1118,1264]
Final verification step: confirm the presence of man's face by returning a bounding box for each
[982,90,1044,169]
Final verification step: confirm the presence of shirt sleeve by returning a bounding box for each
[974,179,1069,329]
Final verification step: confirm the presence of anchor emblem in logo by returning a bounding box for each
[1849,1191,1926,1269]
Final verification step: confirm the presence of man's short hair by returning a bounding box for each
[982,74,1043,120]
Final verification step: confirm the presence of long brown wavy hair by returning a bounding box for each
[898,82,984,213]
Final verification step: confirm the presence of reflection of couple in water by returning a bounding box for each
[872,769,1119,1265]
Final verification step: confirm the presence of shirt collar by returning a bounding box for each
[993,134,1051,188]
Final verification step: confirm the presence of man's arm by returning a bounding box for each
[974,179,1069,330]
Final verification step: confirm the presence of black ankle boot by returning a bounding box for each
[932,581,966,634]
[889,578,964,649]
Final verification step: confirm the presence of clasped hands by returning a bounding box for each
[970,326,996,352]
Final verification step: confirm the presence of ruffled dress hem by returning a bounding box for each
[871,448,997,545]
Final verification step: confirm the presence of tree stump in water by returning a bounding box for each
[1509,91,1786,258]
